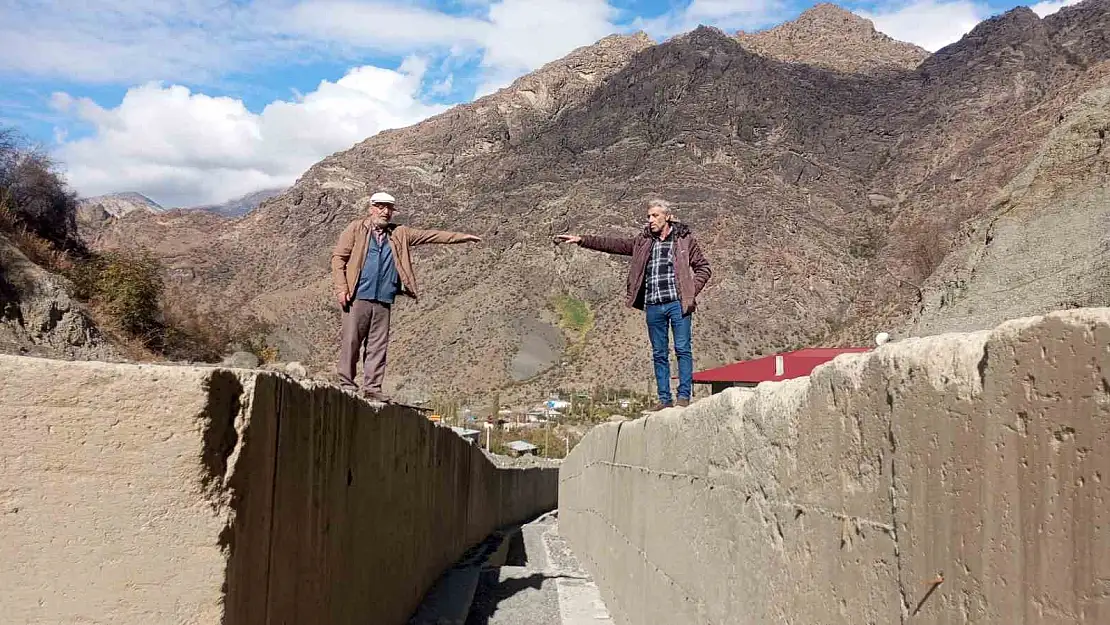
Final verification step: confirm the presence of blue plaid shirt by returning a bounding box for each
[643,235,679,305]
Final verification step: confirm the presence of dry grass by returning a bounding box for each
[0,201,72,273]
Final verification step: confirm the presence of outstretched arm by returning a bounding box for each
[554,234,635,256]
[689,236,712,295]
[330,223,356,306]
[406,226,481,246]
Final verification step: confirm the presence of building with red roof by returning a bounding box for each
[693,347,871,394]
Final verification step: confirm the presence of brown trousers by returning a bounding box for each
[337,299,391,393]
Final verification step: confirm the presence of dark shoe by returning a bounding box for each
[644,402,673,412]
[677,398,691,407]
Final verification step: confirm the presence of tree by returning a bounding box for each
[0,126,82,252]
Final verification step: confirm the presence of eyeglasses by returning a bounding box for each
[372,203,395,209]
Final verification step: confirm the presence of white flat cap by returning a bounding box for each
[370,191,395,204]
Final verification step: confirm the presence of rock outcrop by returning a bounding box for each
[736,3,929,73]
[0,233,114,360]
[908,86,1110,336]
[561,307,1110,624]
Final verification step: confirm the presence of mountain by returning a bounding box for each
[736,3,929,74]
[193,187,286,218]
[77,192,163,218]
[75,192,165,240]
[85,2,1110,402]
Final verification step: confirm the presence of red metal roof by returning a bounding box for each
[693,347,871,384]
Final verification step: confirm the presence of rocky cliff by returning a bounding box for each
[0,234,115,360]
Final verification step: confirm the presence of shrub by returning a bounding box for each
[161,306,231,362]
[90,250,164,341]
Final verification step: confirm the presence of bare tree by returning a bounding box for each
[0,125,82,252]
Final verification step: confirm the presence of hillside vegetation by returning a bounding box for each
[0,127,270,363]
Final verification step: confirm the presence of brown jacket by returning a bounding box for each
[331,219,472,301]
[580,221,711,314]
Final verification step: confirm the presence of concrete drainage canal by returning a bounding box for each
[409,510,613,625]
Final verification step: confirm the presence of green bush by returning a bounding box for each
[91,250,164,341]
[553,294,594,336]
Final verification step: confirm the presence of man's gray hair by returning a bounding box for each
[646,198,673,215]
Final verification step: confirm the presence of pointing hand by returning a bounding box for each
[553,235,581,245]
[461,234,482,243]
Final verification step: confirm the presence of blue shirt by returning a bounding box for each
[354,231,400,304]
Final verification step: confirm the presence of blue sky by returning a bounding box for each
[0,0,1081,207]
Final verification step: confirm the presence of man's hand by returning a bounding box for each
[460,234,482,243]
[336,290,350,308]
[553,235,581,245]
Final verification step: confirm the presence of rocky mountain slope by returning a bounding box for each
[736,3,929,74]
[77,192,162,218]
[75,192,164,240]
[87,1,1110,402]
[906,85,1110,337]
[192,187,285,218]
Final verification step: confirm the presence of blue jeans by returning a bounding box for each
[645,301,693,404]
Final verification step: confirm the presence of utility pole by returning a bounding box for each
[545,423,550,458]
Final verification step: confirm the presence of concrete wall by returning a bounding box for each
[0,357,558,625]
[561,308,1110,624]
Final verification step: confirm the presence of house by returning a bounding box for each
[450,427,481,445]
[693,348,871,395]
[546,399,570,411]
[506,440,539,457]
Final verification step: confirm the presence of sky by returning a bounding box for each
[0,0,1085,207]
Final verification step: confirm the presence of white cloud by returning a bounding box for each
[636,0,786,39]
[858,0,989,52]
[51,59,449,207]
[1030,0,1082,17]
[2,0,642,203]
[0,0,278,83]
[482,0,618,71]
[281,1,490,52]
[286,0,622,96]
[0,0,622,94]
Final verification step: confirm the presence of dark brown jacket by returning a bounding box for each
[580,221,712,314]
[331,219,472,301]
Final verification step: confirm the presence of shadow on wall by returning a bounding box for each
[0,357,559,625]
[224,375,563,625]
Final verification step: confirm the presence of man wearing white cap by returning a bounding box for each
[331,191,481,401]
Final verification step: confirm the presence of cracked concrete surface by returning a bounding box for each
[561,308,1110,624]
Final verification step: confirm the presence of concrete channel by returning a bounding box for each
[410,510,613,625]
